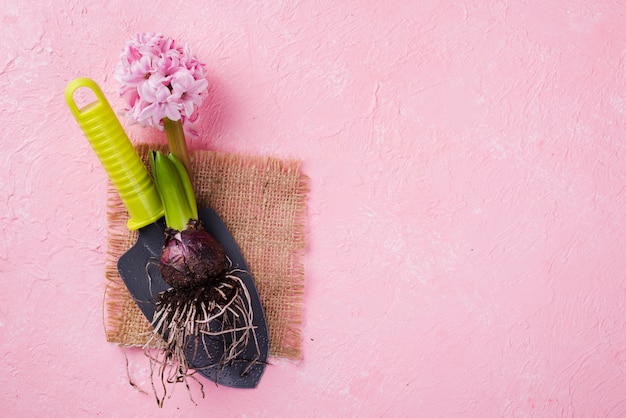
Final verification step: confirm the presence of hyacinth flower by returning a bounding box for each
[116,32,209,177]
[114,34,261,406]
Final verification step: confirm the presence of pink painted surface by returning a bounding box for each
[2,0,626,416]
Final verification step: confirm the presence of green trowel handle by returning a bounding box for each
[65,78,164,230]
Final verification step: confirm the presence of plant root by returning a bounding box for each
[123,347,149,395]
[144,270,260,407]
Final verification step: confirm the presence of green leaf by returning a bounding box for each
[150,151,195,231]
[168,152,198,221]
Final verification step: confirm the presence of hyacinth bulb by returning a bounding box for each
[159,220,229,289]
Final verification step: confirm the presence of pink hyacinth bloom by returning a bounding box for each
[137,78,183,125]
[116,33,208,138]
[171,71,208,118]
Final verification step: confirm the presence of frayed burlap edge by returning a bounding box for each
[104,144,308,360]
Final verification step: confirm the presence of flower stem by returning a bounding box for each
[163,118,192,179]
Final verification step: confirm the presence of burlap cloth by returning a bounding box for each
[104,143,308,360]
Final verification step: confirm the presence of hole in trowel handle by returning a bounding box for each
[65,78,104,115]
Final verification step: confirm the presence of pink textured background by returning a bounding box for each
[2,0,626,416]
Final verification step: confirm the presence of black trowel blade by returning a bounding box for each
[117,208,269,388]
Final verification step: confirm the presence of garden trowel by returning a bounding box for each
[65,77,268,388]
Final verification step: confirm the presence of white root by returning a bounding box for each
[143,269,261,408]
